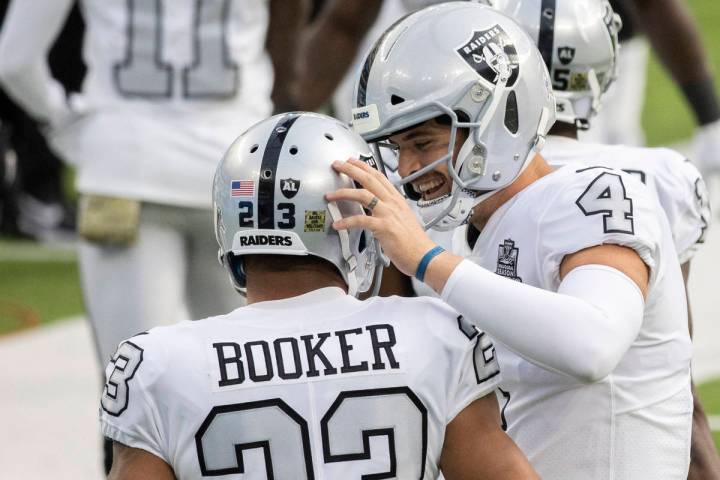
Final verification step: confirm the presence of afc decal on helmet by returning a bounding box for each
[557,46,575,65]
[280,178,300,199]
[456,25,519,87]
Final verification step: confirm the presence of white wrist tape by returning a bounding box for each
[441,260,644,383]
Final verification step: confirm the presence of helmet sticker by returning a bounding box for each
[351,105,381,135]
[456,25,519,87]
[280,178,301,199]
[557,46,575,65]
[304,210,327,233]
[230,179,255,197]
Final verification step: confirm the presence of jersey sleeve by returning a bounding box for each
[423,301,501,423]
[537,166,664,291]
[652,153,711,264]
[0,0,74,123]
[99,332,169,463]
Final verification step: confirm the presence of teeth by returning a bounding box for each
[414,177,444,193]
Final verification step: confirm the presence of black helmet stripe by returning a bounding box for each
[356,11,419,108]
[538,0,557,72]
[258,114,300,229]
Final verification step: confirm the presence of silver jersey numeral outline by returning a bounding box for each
[101,341,144,417]
[576,170,635,234]
[114,0,239,99]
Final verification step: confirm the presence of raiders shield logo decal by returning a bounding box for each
[496,239,522,282]
[557,46,575,65]
[456,25,519,87]
[280,178,300,199]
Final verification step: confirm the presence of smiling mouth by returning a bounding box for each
[412,174,448,200]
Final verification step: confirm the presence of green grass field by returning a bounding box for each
[698,379,720,450]
[643,0,720,146]
[0,240,83,334]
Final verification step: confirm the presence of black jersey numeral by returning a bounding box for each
[576,172,634,234]
[195,388,428,478]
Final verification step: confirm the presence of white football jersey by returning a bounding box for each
[72,0,273,207]
[419,165,692,478]
[100,288,500,479]
[544,136,711,264]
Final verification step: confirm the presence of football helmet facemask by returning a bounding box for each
[213,112,383,297]
[351,2,555,231]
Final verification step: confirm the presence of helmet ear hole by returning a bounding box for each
[391,94,405,105]
[250,144,259,153]
[504,91,519,134]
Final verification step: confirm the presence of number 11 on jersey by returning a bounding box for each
[115,0,239,99]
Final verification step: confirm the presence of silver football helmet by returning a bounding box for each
[351,2,555,230]
[213,112,382,297]
[493,0,622,129]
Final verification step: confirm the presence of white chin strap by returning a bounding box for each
[327,201,359,297]
[588,69,602,117]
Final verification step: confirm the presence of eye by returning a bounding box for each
[414,140,432,150]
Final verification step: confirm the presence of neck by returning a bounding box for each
[548,121,578,139]
[245,263,347,304]
[469,153,554,231]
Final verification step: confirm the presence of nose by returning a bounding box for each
[398,150,422,179]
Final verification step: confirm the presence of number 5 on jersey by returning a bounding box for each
[576,171,635,234]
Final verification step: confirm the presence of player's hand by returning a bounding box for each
[694,119,720,180]
[326,158,437,277]
[45,93,89,165]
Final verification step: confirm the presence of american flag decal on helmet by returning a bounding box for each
[231,180,255,197]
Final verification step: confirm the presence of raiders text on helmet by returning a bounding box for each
[213,112,381,296]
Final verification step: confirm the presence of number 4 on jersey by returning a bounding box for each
[576,171,635,234]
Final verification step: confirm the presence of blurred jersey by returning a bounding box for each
[70,0,273,207]
[100,288,500,478]
[543,136,711,264]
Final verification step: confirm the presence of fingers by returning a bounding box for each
[326,188,383,212]
[332,159,395,201]
[346,158,399,197]
[332,213,382,232]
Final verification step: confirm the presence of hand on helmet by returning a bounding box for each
[327,158,438,277]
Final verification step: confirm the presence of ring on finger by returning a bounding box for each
[367,196,379,212]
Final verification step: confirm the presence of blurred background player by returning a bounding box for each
[585,0,720,184]
[101,112,539,480]
[332,3,693,477]
[0,0,84,241]
[490,0,720,477]
[0,0,307,472]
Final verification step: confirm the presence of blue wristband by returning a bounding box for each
[415,246,445,282]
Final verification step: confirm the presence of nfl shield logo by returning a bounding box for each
[280,178,300,199]
[557,46,576,65]
[456,25,519,87]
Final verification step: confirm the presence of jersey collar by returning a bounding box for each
[247,287,348,310]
